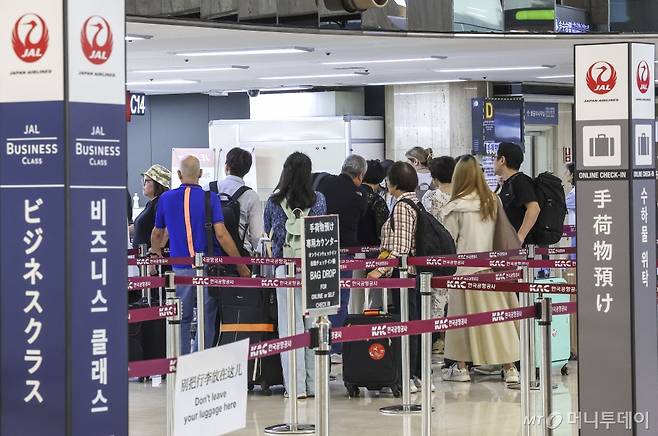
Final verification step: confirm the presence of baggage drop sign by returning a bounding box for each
[301,214,341,316]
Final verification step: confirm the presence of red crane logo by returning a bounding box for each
[80,16,113,65]
[636,60,650,94]
[11,14,49,63]
[586,61,617,95]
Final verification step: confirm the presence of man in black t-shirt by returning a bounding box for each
[494,142,541,244]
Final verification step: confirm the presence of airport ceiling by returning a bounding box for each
[126,18,658,95]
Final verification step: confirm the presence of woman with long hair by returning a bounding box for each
[264,152,327,398]
[440,155,520,384]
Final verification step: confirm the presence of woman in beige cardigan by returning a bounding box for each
[440,155,520,384]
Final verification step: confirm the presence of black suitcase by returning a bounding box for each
[342,312,403,398]
[129,297,166,362]
[218,288,284,395]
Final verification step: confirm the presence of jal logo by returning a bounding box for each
[80,15,113,65]
[12,13,49,63]
[636,60,651,94]
[586,61,617,95]
[368,343,386,361]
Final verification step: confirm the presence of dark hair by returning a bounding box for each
[270,152,316,210]
[363,160,386,184]
[152,181,168,197]
[566,162,574,176]
[496,142,524,171]
[388,161,418,193]
[225,147,252,178]
[429,156,455,184]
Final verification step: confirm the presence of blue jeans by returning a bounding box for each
[275,266,315,396]
[173,267,220,355]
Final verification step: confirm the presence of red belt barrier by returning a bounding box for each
[174,275,418,289]
[128,248,138,256]
[433,269,524,285]
[563,225,576,237]
[129,256,194,266]
[128,304,177,323]
[248,332,311,360]
[341,246,380,255]
[129,302,577,377]
[435,279,577,294]
[128,358,177,378]
[408,257,576,269]
[340,258,400,271]
[128,276,166,291]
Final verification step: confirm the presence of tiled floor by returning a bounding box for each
[129,359,578,435]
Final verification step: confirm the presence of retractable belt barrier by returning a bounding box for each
[128,304,178,324]
[128,276,166,290]
[128,302,577,378]
[128,254,577,269]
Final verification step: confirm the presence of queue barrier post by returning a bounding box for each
[138,243,150,304]
[527,245,539,390]
[538,297,554,436]
[164,270,180,436]
[313,315,331,436]
[518,246,534,435]
[420,272,433,436]
[264,262,314,435]
[194,252,205,352]
[380,254,422,415]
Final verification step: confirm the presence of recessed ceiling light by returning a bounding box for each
[126,79,199,86]
[131,66,248,74]
[323,56,446,66]
[125,34,153,41]
[536,74,574,79]
[175,47,314,57]
[369,79,467,85]
[436,66,552,73]
[259,73,367,80]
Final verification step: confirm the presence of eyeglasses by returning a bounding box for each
[142,177,154,185]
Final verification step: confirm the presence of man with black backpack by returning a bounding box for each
[209,147,263,255]
[495,142,566,247]
[494,143,542,244]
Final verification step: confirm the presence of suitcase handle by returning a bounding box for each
[597,134,607,138]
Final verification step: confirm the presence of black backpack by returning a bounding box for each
[312,172,330,191]
[209,182,252,256]
[391,198,457,277]
[528,173,566,246]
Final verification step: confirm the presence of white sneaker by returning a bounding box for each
[409,379,419,394]
[441,364,471,382]
[504,366,520,384]
[413,376,436,392]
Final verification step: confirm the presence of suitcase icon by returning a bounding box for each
[637,133,650,156]
[589,134,614,157]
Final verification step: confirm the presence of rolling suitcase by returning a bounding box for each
[217,288,284,395]
[342,290,402,398]
[533,278,571,376]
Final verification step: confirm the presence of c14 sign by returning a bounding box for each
[129,94,146,116]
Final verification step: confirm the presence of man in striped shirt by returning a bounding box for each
[151,156,249,355]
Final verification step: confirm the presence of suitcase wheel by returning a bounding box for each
[346,385,360,398]
[392,385,402,398]
[561,364,569,376]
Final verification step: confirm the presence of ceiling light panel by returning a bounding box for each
[323,56,446,65]
[131,66,248,74]
[175,47,314,57]
[436,66,551,73]
[260,73,366,80]
[126,79,199,86]
[369,79,467,86]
